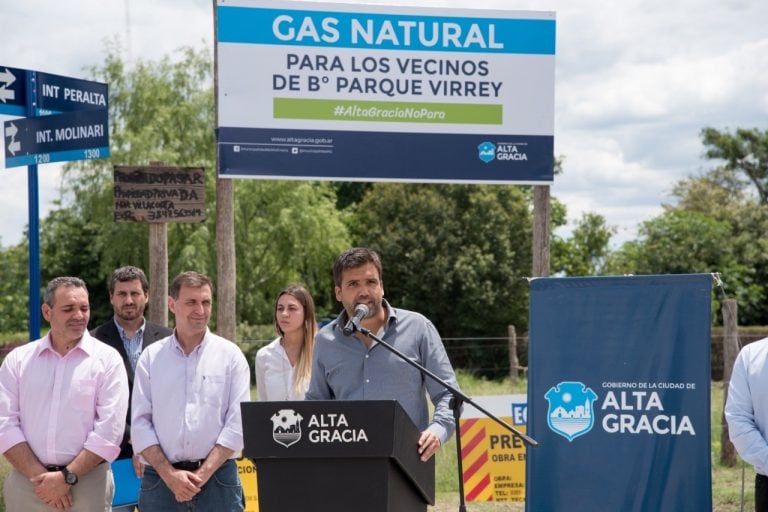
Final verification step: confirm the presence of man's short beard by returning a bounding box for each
[117,308,143,322]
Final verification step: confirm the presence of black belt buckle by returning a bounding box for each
[172,460,203,471]
[45,465,66,472]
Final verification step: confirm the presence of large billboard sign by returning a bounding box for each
[216,0,555,184]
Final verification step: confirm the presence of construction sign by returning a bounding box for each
[236,457,259,511]
[460,394,527,502]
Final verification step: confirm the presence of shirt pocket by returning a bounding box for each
[71,379,98,412]
[201,374,227,406]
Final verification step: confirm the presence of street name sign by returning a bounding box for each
[37,71,108,114]
[0,66,107,117]
[4,108,109,167]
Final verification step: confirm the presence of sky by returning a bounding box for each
[2,0,767,248]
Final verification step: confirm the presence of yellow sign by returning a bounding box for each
[460,394,527,502]
[236,457,259,511]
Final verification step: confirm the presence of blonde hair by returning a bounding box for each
[274,285,316,395]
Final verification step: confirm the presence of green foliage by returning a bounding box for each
[349,183,531,377]
[607,169,768,324]
[603,127,768,325]
[332,181,373,210]
[234,179,350,324]
[701,127,768,204]
[608,210,733,274]
[0,243,29,333]
[552,212,616,276]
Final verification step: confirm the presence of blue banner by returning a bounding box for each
[526,274,712,512]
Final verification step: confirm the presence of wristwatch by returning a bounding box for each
[61,467,78,486]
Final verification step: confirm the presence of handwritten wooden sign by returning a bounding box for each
[113,165,206,223]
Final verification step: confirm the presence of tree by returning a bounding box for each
[552,212,616,276]
[670,173,768,324]
[605,175,768,324]
[607,210,733,274]
[332,182,372,210]
[0,242,29,333]
[701,127,768,204]
[234,180,349,325]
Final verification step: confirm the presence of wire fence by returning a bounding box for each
[3,331,767,381]
[237,335,529,380]
[236,331,768,381]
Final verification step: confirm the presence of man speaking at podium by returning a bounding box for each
[307,247,460,462]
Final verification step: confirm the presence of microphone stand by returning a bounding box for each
[356,325,538,512]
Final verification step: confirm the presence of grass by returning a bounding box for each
[427,372,754,512]
[0,373,755,511]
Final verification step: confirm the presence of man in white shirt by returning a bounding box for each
[726,337,768,511]
[131,271,251,511]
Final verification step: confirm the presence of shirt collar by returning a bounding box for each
[171,327,210,355]
[39,330,94,356]
[113,316,146,339]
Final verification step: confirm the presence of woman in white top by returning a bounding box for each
[255,284,317,401]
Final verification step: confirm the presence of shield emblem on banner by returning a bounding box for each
[270,408,303,447]
[545,381,598,441]
[478,141,496,163]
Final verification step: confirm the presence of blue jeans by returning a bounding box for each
[138,459,244,512]
[112,506,136,512]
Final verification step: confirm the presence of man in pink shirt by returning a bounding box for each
[0,276,129,511]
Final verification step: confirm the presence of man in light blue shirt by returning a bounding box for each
[725,337,768,511]
[306,247,460,462]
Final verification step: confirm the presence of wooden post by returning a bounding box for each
[148,161,168,327]
[213,2,237,342]
[721,298,739,466]
[532,185,550,277]
[508,325,519,382]
[216,177,236,341]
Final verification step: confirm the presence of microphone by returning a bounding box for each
[342,304,369,336]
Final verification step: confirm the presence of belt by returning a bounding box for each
[172,460,203,471]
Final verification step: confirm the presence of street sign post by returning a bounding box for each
[1,65,109,340]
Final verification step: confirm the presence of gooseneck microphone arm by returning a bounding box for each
[354,324,538,512]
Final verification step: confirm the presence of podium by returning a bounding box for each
[241,400,435,512]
